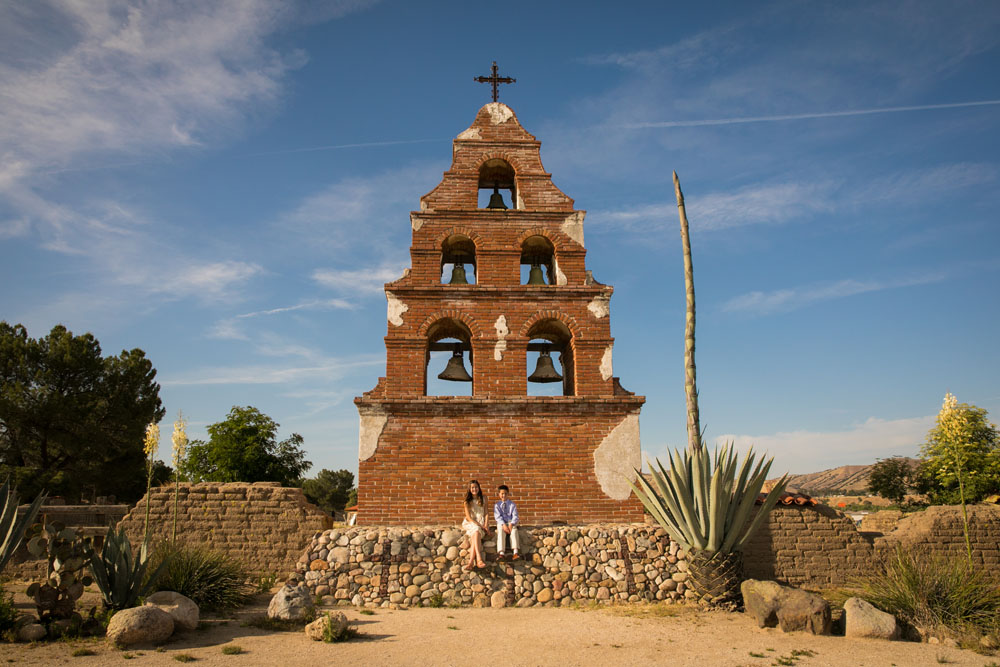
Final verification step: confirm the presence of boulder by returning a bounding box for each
[267,582,315,621]
[305,612,349,642]
[844,597,899,640]
[106,606,175,646]
[17,623,46,642]
[741,579,831,635]
[145,591,200,632]
[490,591,506,608]
[440,530,463,548]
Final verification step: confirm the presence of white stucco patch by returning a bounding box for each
[410,213,424,231]
[560,211,585,247]
[494,314,509,361]
[457,127,481,140]
[516,193,525,210]
[593,413,641,500]
[588,295,610,318]
[486,102,513,125]
[358,406,388,461]
[600,344,613,381]
[553,259,567,286]
[386,292,408,327]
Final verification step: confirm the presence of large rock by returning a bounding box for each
[440,530,463,548]
[844,597,899,640]
[741,579,831,635]
[145,591,200,632]
[106,606,175,646]
[17,623,46,642]
[305,612,349,642]
[267,582,315,621]
[490,591,506,608]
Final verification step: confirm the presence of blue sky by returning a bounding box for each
[2,1,998,478]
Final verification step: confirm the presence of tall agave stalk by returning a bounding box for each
[674,172,702,454]
[1,478,47,573]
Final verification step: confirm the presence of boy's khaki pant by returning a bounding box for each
[497,524,519,554]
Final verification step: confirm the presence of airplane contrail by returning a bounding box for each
[622,99,1000,128]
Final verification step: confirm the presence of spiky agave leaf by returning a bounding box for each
[1,478,47,573]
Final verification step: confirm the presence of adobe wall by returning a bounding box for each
[117,482,332,576]
[745,504,1000,588]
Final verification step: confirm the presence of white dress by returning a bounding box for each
[462,500,486,536]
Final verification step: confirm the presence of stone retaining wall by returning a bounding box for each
[296,524,691,608]
[118,482,332,576]
[294,504,1000,606]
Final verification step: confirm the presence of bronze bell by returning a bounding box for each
[438,349,472,382]
[527,263,546,285]
[487,184,507,210]
[449,262,468,285]
[528,349,562,383]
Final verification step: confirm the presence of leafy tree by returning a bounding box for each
[302,469,355,514]
[867,457,913,504]
[180,406,310,486]
[913,394,1000,505]
[0,322,164,502]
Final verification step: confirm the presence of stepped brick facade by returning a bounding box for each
[355,103,644,525]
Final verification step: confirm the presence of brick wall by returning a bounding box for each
[117,482,332,576]
[357,399,644,525]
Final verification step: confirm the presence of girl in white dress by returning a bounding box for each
[462,479,489,570]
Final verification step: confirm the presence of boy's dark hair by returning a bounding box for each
[497,484,509,492]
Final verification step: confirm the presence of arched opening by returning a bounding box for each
[525,319,574,397]
[520,235,555,285]
[425,318,474,396]
[478,158,516,210]
[440,234,477,285]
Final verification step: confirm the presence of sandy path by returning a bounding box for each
[4,596,996,667]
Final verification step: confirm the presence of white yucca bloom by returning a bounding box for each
[143,423,160,457]
[171,411,188,468]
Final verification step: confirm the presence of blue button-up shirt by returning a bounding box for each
[494,499,519,526]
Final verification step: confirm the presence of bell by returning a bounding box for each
[437,349,472,382]
[449,262,468,285]
[487,184,507,210]
[527,263,546,285]
[528,349,563,383]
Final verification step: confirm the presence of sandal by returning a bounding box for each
[477,561,487,568]
[463,564,474,571]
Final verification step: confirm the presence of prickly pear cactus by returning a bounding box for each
[25,521,94,622]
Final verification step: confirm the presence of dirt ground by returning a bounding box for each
[3,587,997,666]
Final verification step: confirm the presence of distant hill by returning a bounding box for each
[773,458,920,495]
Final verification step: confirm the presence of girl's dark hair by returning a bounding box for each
[464,479,484,505]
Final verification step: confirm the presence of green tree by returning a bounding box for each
[914,394,1000,504]
[302,469,355,514]
[0,322,164,502]
[180,406,311,486]
[867,457,913,504]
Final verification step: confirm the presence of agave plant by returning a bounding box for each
[90,526,169,611]
[1,477,47,573]
[631,444,788,606]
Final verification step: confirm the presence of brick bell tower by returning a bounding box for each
[355,84,645,525]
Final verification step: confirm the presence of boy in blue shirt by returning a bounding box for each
[494,484,520,560]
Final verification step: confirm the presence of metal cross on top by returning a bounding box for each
[474,61,516,103]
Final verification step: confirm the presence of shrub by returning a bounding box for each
[857,547,1000,638]
[0,582,18,637]
[148,543,253,611]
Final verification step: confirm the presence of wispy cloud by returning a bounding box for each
[236,299,355,319]
[589,163,996,236]
[161,355,383,386]
[620,99,1000,129]
[723,273,946,315]
[312,265,407,296]
[715,414,934,475]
